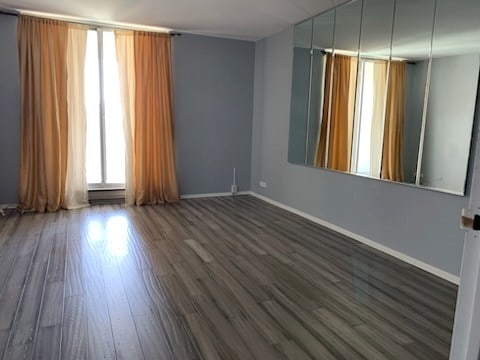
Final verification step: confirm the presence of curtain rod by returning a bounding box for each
[0,8,181,36]
[315,47,419,64]
[0,9,18,16]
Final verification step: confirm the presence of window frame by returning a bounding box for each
[87,27,125,191]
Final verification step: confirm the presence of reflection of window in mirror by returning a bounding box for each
[351,59,406,182]
[355,61,377,177]
[312,53,407,181]
[352,59,387,178]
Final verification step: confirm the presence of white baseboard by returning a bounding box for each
[0,203,17,209]
[250,192,460,285]
[180,191,251,200]
[0,203,18,216]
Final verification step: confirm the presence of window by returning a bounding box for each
[85,29,126,189]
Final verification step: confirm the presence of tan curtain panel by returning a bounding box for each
[18,16,69,212]
[381,61,406,182]
[133,32,179,205]
[315,54,358,171]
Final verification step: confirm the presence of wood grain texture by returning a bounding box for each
[184,239,213,263]
[0,195,457,359]
[33,325,61,360]
[185,313,222,360]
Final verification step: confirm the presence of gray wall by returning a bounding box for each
[306,50,326,166]
[172,34,254,195]
[0,14,20,204]
[421,54,480,193]
[288,46,310,164]
[251,27,471,276]
[403,61,428,184]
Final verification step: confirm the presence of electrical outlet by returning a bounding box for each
[259,181,267,188]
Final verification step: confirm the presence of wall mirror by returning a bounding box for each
[288,0,480,195]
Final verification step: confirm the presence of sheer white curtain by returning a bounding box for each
[65,25,89,209]
[370,60,388,177]
[115,31,136,206]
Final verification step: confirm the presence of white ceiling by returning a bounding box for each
[0,0,350,41]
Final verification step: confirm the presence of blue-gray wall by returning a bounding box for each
[0,14,20,204]
[288,46,310,164]
[403,61,428,184]
[251,26,472,277]
[172,34,254,195]
[306,50,326,166]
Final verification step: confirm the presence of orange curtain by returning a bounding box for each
[315,54,358,171]
[133,32,179,205]
[18,16,69,212]
[381,61,406,182]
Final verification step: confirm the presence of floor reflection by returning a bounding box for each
[87,219,104,244]
[351,255,372,304]
[106,215,129,259]
[86,213,129,259]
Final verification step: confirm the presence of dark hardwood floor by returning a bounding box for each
[0,195,457,359]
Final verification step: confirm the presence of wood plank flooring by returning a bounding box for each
[0,195,458,359]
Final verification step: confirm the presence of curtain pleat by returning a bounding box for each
[65,25,89,209]
[315,54,358,171]
[115,31,136,206]
[18,16,69,212]
[133,32,179,205]
[381,61,406,182]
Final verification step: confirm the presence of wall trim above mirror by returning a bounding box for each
[288,0,480,196]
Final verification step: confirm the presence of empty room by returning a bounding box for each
[1,0,480,359]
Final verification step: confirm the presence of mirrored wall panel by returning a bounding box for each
[393,0,436,184]
[305,10,335,165]
[351,0,394,179]
[419,0,480,193]
[288,0,480,195]
[289,19,312,164]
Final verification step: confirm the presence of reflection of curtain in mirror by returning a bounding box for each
[315,54,358,171]
[370,60,388,177]
[381,61,406,182]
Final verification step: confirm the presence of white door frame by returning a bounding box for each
[450,123,480,359]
